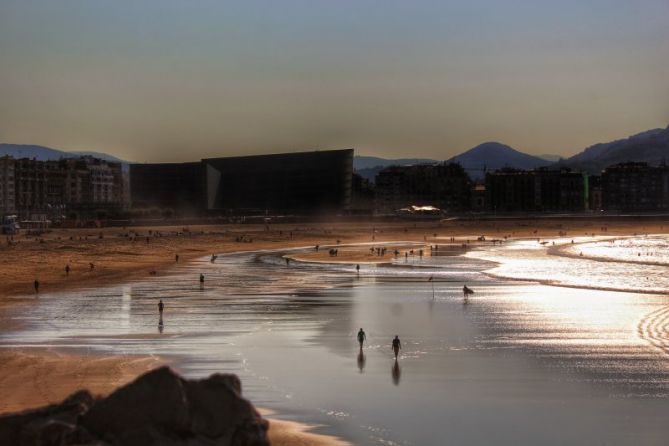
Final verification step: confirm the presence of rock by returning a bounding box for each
[0,367,269,446]
[81,366,191,441]
[0,390,94,446]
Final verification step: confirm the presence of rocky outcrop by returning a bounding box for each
[0,367,269,446]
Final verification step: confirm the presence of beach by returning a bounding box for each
[2,218,669,445]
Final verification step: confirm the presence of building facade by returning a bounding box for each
[485,168,587,213]
[129,162,204,213]
[601,163,669,211]
[130,149,354,215]
[0,156,16,215]
[0,156,126,219]
[375,163,472,213]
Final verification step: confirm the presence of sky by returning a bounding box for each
[0,0,668,162]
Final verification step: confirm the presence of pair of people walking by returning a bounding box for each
[357,328,402,359]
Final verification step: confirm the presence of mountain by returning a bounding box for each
[0,144,71,161]
[354,156,437,182]
[567,128,665,164]
[539,154,563,163]
[559,125,669,173]
[0,143,126,163]
[69,151,126,163]
[353,156,437,170]
[447,142,549,179]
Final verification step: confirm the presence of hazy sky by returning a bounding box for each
[1,1,668,162]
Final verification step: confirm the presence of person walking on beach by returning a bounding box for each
[158,299,164,315]
[392,335,402,359]
[356,264,360,274]
[357,328,366,349]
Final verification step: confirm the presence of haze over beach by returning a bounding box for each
[2,1,669,446]
[1,0,668,161]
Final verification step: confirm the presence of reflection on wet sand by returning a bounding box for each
[391,360,401,386]
[357,349,366,373]
[4,241,669,445]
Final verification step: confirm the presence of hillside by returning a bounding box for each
[354,156,437,181]
[0,144,126,163]
[558,125,669,173]
[447,142,549,179]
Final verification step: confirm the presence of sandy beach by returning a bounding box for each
[1,217,668,445]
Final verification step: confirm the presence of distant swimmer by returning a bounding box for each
[357,328,366,348]
[158,299,164,314]
[392,335,402,359]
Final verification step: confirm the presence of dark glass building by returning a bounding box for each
[129,162,204,213]
[204,149,353,213]
[130,149,353,215]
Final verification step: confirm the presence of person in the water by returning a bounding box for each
[357,328,366,348]
[392,335,402,359]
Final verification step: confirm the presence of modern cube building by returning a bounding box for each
[129,149,354,215]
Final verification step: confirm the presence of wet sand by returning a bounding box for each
[1,219,664,300]
[2,219,669,445]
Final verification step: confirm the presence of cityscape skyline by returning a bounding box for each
[1,0,668,162]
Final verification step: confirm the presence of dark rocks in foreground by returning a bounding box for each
[0,366,269,446]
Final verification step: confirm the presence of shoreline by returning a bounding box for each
[2,219,668,444]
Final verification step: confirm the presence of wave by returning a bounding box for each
[481,270,669,296]
[549,240,669,268]
[638,306,669,354]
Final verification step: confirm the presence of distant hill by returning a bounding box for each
[353,156,437,170]
[0,144,71,161]
[539,154,563,163]
[447,142,549,179]
[558,125,669,173]
[354,156,437,182]
[0,143,126,163]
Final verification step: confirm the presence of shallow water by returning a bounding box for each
[3,239,669,445]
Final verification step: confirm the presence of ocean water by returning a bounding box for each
[3,238,669,445]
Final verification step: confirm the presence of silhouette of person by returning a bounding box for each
[34,279,39,294]
[199,273,205,286]
[357,328,366,348]
[158,299,164,315]
[357,350,366,373]
[392,335,402,359]
[65,264,70,276]
[392,359,401,386]
[175,254,179,263]
[356,264,360,274]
